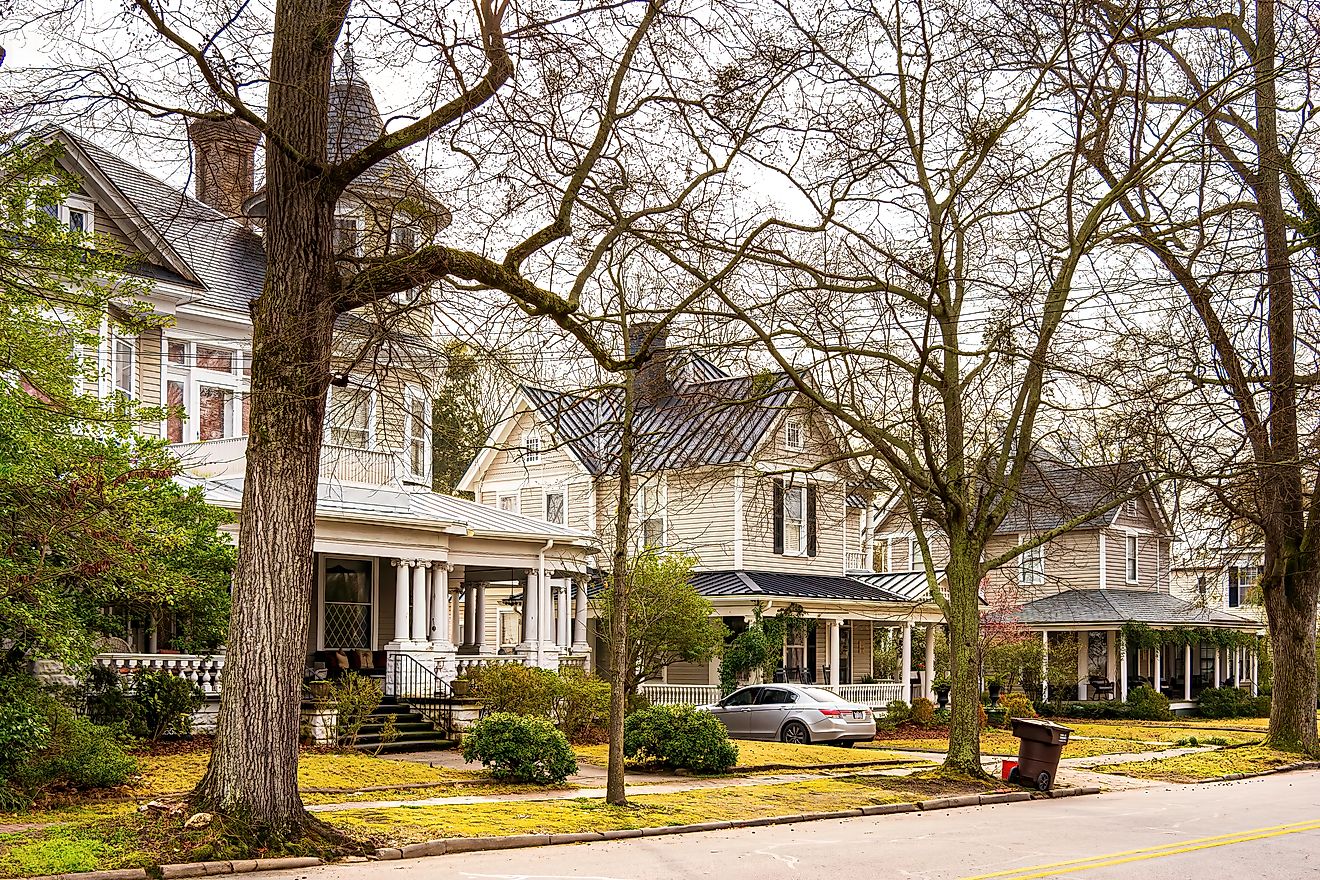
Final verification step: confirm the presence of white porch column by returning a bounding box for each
[1214,646,1222,689]
[1250,649,1259,696]
[474,583,487,651]
[560,581,572,647]
[571,576,590,653]
[1153,645,1162,694]
[1041,631,1050,701]
[1234,646,1242,687]
[392,559,411,646]
[900,622,913,702]
[538,567,553,645]
[429,564,451,647]
[924,624,936,699]
[520,569,539,652]
[450,583,462,649]
[1118,630,1129,701]
[1183,644,1193,701]
[1105,630,1117,694]
[827,620,841,685]
[410,561,429,643]
[460,581,477,652]
[1077,632,1089,700]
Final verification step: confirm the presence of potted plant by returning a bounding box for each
[933,674,951,710]
[451,676,472,697]
[986,676,1003,707]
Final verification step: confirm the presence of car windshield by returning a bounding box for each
[800,687,848,704]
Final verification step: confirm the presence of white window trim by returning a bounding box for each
[1018,536,1045,586]
[326,384,376,451]
[315,553,379,652]
[785,417,804,452]
[1125,532,1139,584]
[112,334,135,397]
[163,338,251,443]
[782,484,808,557]
[497,492,520,515]
[524,432,542,464]
[545,488,568,526]
[404,385,431,481]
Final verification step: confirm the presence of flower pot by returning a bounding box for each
[988,683,1002,707]
[935,685,950,710]
[451,678,472,697]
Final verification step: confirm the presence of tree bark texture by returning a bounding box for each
[606,373,636,806]
[942,546,984,775]
[192,0,344,838]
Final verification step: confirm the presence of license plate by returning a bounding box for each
[852,710,864,720]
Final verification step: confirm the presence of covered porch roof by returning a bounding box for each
[1016,589,1260,631]
[688,570,942,621]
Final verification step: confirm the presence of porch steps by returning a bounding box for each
[352,700,455,754]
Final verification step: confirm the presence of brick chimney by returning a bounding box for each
[187,117,261,220]
[626,322,673,406]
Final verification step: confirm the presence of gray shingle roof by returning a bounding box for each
[691,570,911,603]
[997,460,1152,533]
[67,133,265,314]
[1016,589,1258,628]
[524,371,797,475]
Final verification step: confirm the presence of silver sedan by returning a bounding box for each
[700,684,877,745]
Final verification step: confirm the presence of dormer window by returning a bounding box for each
[42,194,94,237]
[524,433,542,463]
[785,418,804,451]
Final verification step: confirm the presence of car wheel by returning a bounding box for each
[780,721,810,745]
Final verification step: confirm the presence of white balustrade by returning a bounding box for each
[93,653,225,698]
[638,684,723,706]
[845,551,867,571]
[827,682,904,707]
[454,655,521,679]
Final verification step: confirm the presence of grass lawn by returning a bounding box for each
[573,740,923,772]
[865,726,1216,759]
[1094,744,1303,782]
[322,773,994,844]
[133,750,478,796]
[1059,722,1262,747]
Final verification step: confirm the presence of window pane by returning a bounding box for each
[196,345,233,372]
[167,381,185,442]
[241,393,251,436]
[199,385,232,441]
[68,209,88,232]
[335,218,360,256]
[325,558,372,603]
[785,488,803,521]
[168,341,187,365]
[546,493,565,525]
[328,388,370,447]
[115,339,133,393]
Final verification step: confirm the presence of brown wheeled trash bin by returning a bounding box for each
[1008,718,1072,791]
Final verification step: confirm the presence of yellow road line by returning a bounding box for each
[959,819,1320,880]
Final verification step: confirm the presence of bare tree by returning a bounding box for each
[1070,0,1320,753]
[4,0,792,839]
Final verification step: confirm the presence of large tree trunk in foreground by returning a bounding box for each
[1261,560,1319,754]
[943,545,984,776]
[193,1,341,839]
[605,373,636,807]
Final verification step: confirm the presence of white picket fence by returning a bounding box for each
[93,653,225,698]
[639,681,907,708]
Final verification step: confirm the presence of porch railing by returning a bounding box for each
[558,654,588,673]
[454,655,522,679]
[171,436,410,488]
[639,684,722,706]
[845,551,867,571]
[386,653,454,737]
[93,653,224,698]
[828,682,904,707]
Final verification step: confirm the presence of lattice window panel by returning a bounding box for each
[324,604,371,649]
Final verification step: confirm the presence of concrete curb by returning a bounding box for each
[363,785,1099,861]
[1200,760,1320,784]
[29,857,323,880]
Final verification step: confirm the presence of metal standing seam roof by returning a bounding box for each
[847,570,937,603]
[523,371,799,476]
[1016,589,1259,629]
[181,475,596,543]
[690,570,917,603]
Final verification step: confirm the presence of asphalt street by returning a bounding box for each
[268,770,1320,880]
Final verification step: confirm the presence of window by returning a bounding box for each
[498,494,519,514]
[785,418,804,451]
[167,340,187,365]
[322,557,372,650]
[334,216,361,256]
[1195,574,1208,599]
[524,433,542,463]
[639,482,666,548]
[1019,541,1045,586]
[1122,498,1139,517]
[195,345,234,372]
[908,536,919,572]
[406,392,430,477]
[783,486,807,555]
[328,387,372,448]
[1125,534,1139,583]
[113,338,134,395]
[391,224,417,253]
[198,385,234,441]
[166,381,185,443]
[874,541,890,573]
[545,492,565,525]
[1227,564,1260,608]
[642,516,665,548]
[756,688,796,705]
[67,207,88,233]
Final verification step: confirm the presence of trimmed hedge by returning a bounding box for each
[1197,686,1265,719]
[623,705,738,774]
[460,712,578,785]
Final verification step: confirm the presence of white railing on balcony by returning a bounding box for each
[93,653,225,698]
[171,437,248,479]
[319,446,400,486]
[639,684,722,706]
[454,654,523,679]
[845,551,867,571]
[171,436,413,488]
[828,682,905,707]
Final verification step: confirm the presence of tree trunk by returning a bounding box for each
[606,372,636,806]
[943,544,984,776]
[1261,560,1319,754]
[192,1,342,841]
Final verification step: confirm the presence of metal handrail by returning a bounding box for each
[386,653,455,738]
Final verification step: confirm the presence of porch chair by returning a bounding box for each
[1088,676,1116,700]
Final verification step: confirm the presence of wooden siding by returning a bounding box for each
[850,620,873,681]
[665,660,712,685]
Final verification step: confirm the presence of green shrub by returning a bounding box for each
[331,672,384,746]
[1126,685,1172,721]
[548,669,610,743]
[0,676,52,793]
[910,697,936,726]
[1198,686,1255,719]
[885,699,911,723]
[468,663,557,716]
[1000,693,1036,723]
[23,705,136,791]
[461,712,578,784]
[1251,695,1271,717]
[81,666,134,728]
[623,705,738,774]
[129,669,203,740]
